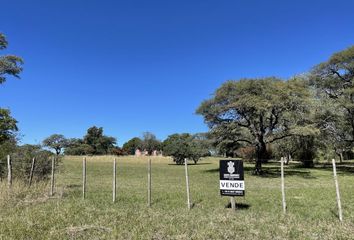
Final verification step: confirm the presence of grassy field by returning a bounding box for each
[0,156,353,239]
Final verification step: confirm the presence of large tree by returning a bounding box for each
[141,132,161,155]
[311,46,354,158]
[83,126,117,155]
[42,134,68,155]
[197,77,316,174]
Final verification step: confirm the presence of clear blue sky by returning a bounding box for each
[1,0,354,146]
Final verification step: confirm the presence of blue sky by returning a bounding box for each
[1,0,354,146]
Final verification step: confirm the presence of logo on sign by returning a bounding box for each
[227,161,235,174]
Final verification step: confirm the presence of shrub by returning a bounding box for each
[0,144,55,181]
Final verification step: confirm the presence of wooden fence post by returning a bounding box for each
[7,155,12,188]
[28,157,36,187]
[83,157,86,199]
[147,158,151,207]
[50,157,55,196]
[113,158,116,203]
[184,158,191,210]
[332,159,343,222]
[281,157,286,214]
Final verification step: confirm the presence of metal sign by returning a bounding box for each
[219,160,245,196]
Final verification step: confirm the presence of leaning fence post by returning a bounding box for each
[113,158,116,203]
[28,157,36,187]
[281,157,286,214]
[184,158,191,210]
[332,159,343,222]
[7,155,12,188]
[147,158,151,207]
[83,157,86,199]
[50,157,55,196]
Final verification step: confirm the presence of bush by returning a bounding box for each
[109,147,125,156]
[0,144,55,181]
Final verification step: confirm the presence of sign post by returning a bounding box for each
[219,160,245,211]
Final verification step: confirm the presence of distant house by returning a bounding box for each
[135,149,162,157]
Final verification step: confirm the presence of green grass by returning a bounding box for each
[0,156,353,239]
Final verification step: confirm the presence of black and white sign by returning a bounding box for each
[219,160,245,196]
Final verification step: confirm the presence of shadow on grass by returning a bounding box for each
[203,160,354,178]
[313,162,354,176]
[330,209,342,220]
[167,163,212,166]
[225,202,251,210]
[204,164,316,179]
[66,184,81,189]
[204,168,219,173]
[255,167,315,179]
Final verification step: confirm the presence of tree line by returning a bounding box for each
[42,130,211,165]
[1,31,354,174]
[196,45,354,173]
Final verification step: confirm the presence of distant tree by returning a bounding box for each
[272,135,317,167]
[42,134,68,155]
[0,33,23,84]
[65,138,94,155]
[192,133,212,157]
[122,137,143,155]
[163,133,207,164]
[197,77,317,174]
[83,126,117,155]
[109,146,124,156]
[141,132,161,155]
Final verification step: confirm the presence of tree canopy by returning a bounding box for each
[83,126,117,155]
[141,132,161,155]
[0,33,23,84]
[42,134,68,155]
[311,45,354,153]
[122,137,143,155]
[0,108,18,144]
[197,77,317,173]
[0,33,22,147]
[65,126,117,155]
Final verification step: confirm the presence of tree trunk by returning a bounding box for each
[339,152,343,163]
[254,139,267,175]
